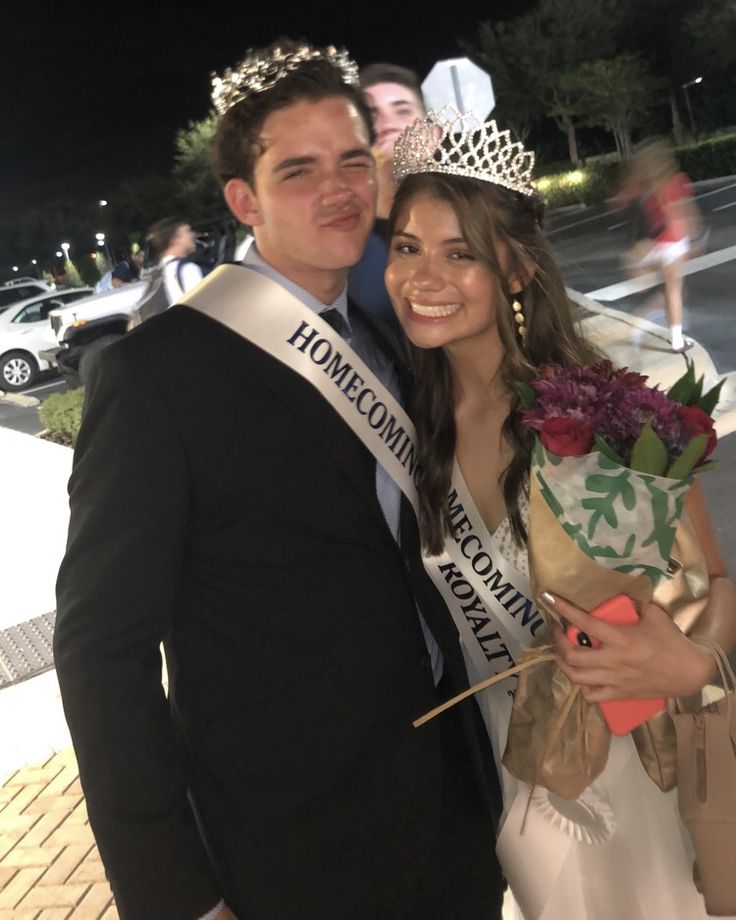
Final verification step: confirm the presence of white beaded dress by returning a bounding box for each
[462,497,717,920]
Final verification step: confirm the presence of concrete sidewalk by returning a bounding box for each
[0,297,734,917]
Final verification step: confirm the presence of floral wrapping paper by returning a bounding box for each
[502,452,710,797]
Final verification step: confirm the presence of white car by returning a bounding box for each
[0,287,93,391]
[0,277,55,312]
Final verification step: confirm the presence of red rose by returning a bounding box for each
[539,417,595,457]
[680,405,718,465]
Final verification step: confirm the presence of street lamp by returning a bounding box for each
[61,242,71,261]
[682,76,704,137]
[12,266,18,272]
[55,250,63,258]
[99,199,108,207]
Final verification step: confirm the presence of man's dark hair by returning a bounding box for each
[146,218,188,258]
[359,63,423,101]
[210,39,374,187]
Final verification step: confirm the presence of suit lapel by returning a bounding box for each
[219,324,392,536]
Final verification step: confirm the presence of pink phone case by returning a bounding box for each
[566,594,666,735]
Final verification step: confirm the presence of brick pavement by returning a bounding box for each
[0,748,117,919]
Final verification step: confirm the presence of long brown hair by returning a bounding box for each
[387,173,599,554]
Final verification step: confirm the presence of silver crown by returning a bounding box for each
[393,106,536,197]
[211,44,359,116]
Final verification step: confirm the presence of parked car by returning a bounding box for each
[0,287,93,391]
[0,277,55,313]
[45,282,147,387]
[44,216,244,387]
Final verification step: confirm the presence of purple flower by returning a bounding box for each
[522,361,689,465]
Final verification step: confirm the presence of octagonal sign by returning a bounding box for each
[422,57,494,123]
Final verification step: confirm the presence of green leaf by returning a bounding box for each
[536,471,565,518]
[666,434,708,479]
[640,480,678,559]
[630,423,668,475]
[512,380,537,409]
[616,563,670,584]
[581,472,636,538]
[698,378,725,416]
[667,362,696,405]
[592,435,624,465]
[690,374,704,406]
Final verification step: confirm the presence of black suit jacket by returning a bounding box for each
[54,296,502,919]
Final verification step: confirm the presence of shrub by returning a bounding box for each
[676,133,736,181]
[60,259,85,288]
[534,162,621,209]
[534,133,736,209]
[38,387,85,446]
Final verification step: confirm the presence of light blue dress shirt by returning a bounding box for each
[242,247,442,681]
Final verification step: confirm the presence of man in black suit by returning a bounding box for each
[54,41,504,920]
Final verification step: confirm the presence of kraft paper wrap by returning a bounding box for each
[502,475,710,797]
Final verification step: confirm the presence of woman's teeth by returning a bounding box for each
[409,302,461,318]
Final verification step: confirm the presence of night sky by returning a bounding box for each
[0,0,531,215]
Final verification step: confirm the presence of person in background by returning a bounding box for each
[95,251,143,293]
[348,62,426,319]
[110,260,136,287]
[131,247,145,278]
[146,217,204,303]
[616,140,702,353]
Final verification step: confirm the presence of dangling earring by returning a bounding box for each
[512,298,527,343]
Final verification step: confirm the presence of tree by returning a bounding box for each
[463,21,545,143]
[618,0,736,141]
[61,258,85,288]
[173,113,223,220]
[466,0,622,164]
[103,175,180,253]
[561,56,661,160]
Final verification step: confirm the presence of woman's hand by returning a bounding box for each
[545,592,716,701]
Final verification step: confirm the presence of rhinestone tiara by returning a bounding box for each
[211,43,360,116]
[393,106,536,197]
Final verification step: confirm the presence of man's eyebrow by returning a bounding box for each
[273,149,371,173]
[340,147,373,161]
[273,155,316,173]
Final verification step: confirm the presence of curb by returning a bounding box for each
[0,392,40,408]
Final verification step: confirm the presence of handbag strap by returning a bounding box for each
[683,637,736,724]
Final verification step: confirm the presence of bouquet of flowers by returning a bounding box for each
[503,359,723,797]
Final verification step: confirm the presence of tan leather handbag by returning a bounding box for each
[671,639,736,916]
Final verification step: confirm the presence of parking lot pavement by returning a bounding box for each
[0,427,72,632]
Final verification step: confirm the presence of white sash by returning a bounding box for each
[182,265,539,737]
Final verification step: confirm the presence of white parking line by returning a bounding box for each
[607,221,628,230]
[585,244,736,300]
[548,209,610,235]
[22,380,64,395]
[694,181,736,201]
[712,199,736,212]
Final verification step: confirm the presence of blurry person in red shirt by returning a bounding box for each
[617,140,703,353]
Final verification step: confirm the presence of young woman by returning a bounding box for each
[384,113,736,920]
[616,140,701,353]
